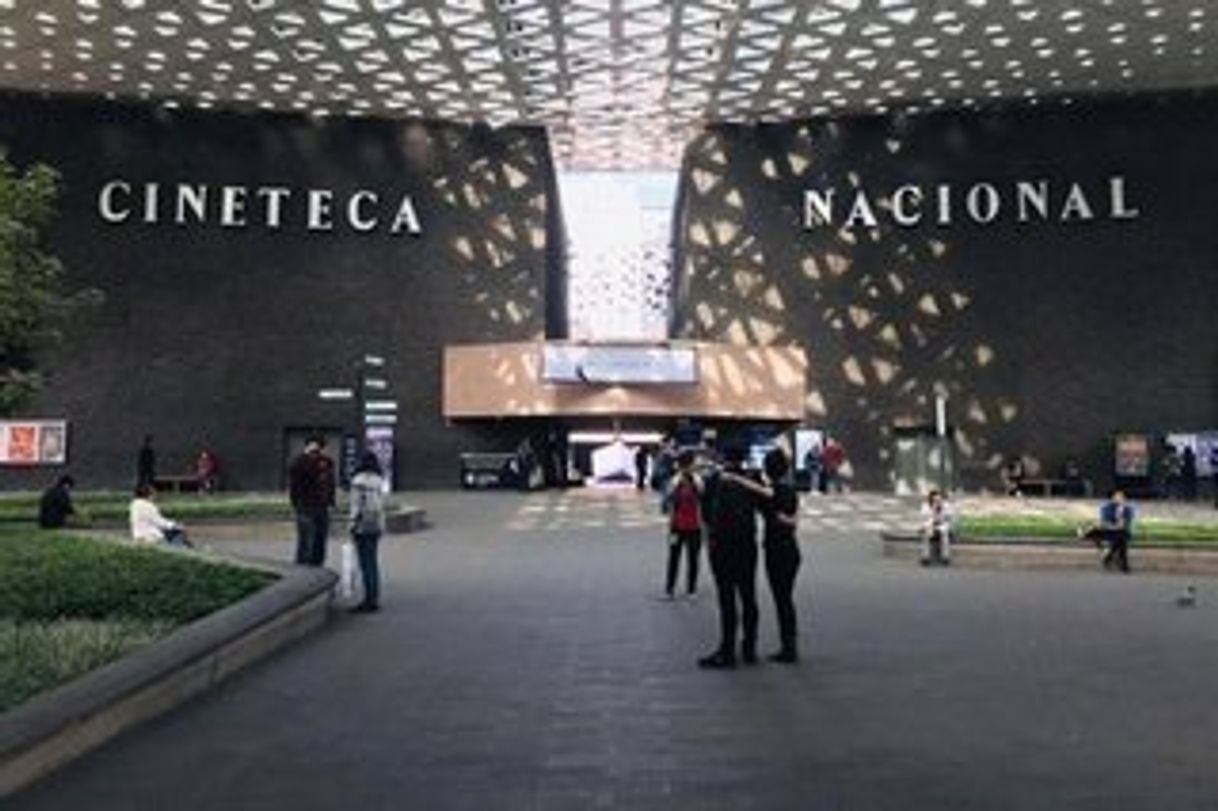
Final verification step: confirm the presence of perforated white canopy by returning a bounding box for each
[0,1,1214,169]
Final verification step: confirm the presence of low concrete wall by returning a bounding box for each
[882,534,1218,575]
[0,562,337,797]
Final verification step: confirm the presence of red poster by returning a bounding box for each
[7,425,39,463]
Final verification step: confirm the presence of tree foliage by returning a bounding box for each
[0,150,95,415]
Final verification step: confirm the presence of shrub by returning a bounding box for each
[0,618,172,712]
[0,529,275,624]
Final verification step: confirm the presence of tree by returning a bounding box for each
[0,149,96,415]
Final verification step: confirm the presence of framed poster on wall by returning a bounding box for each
[0,420,69,465]
[364,425,395,492]
[1114,433,1151,477]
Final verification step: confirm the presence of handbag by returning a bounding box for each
[340,539,357,600]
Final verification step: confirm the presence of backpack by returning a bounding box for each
[670,479,701,532]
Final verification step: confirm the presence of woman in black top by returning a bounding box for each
[724,448,802,663]
[760,449,801,663]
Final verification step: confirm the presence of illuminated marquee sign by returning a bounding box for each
[804,175,1140,230]
[97,180,422,235]
[543,345,698,385]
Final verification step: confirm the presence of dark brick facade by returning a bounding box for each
[673,92,1218,491]
[0,94,555,489]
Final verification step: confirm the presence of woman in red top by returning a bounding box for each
[663,450,704,600]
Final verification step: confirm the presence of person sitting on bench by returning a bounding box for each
[920,489,955,566]
[1078,490,1134,573]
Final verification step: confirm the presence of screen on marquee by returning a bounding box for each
[542,345,698,385]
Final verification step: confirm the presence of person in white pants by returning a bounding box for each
[920,489,955,566]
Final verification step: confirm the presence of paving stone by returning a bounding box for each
[8,490,1218,809]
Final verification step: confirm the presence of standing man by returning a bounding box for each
[822,438,846,494]
[698,444,762,669]
[290,435,336,566]
[136,435,156,488]
[635,445,649,491]
[1182,446,1198,501]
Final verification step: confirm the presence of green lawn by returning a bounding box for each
[0,527,275,712]
[959,515,1218,545]
[0,618,172,713]
[0,491,293,524]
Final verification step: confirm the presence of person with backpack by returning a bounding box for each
[663,450,704,600]
[348,450,387,613]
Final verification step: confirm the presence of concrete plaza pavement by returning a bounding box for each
[10,490,1218,809]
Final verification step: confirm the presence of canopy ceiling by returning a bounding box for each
[0,1,1215,169]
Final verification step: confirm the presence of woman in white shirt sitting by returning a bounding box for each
[129,484,192,548]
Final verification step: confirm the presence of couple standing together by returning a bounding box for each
[664,446,804,668]
[290,437,386,613]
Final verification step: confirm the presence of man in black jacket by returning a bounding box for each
[38,474,79,529]
[698,444,762,669]
[289,436,336,566]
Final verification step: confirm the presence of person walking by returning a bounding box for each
[803,442,823,493]
[698,444,762,669]
[348,450,386,613]
[663,450,704,600]
[289,435,336,566]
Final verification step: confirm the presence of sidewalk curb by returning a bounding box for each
[0,561,337,797]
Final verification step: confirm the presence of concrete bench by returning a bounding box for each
[881,531,1218,575]
[385,505,427,534]
[152,475,201,493]
[1017,478,1092,497]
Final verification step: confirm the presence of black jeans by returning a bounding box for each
[294,508,330,566]
[666,530,702,595]
[352,532,381,606]
[709,542,758,657]
[1084,527,1130,572]
[1103,531,1130,572]
[765,542,801,652]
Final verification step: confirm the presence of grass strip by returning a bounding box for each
[0,618,173,712]
[0,527,275,711]
[0,529,276,624]
[959,515,1218,544]
[0,492,293,524]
